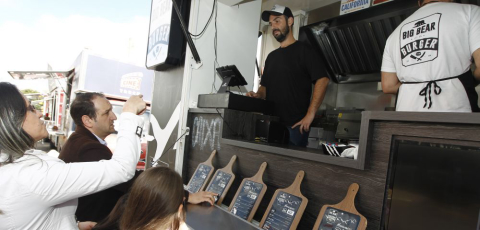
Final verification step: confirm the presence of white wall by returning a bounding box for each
[175,0,262,172]
[186,0,262,107]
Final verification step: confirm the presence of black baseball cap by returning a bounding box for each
[261,4,294,22]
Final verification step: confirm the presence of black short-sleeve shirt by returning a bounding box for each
[260,41,328,126]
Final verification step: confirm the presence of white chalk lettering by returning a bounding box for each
[191,116,222,151]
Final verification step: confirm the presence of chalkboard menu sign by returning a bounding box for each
[318,207,360,230]
[313,183,367,230]
[260,170,307,230]
[187,164,212,193]
[262,191,302,230]
[206,171,233,202]
[229,162,268,222]
[230,180,264,220]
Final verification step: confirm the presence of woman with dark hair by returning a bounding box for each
[92,194,129,230]
[0,82,147,230]
[94,166,218,230]
[119,166,188,230]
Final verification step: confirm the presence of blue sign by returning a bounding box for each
[146,0,173,69]
[84,55,154,102]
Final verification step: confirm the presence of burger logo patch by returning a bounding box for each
[400,13,441,67]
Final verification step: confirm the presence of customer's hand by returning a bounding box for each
[189,191,218,205]
[123,95,147,115]
[78,221,97,230]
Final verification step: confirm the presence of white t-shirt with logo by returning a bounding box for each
[382,2,480,112]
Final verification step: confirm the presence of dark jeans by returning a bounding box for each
[287,126,310,147]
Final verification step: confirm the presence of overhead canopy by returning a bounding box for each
[8,69,74,80]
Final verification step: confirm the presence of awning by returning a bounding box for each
[8,69,74,80]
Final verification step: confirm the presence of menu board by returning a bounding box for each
[186,164,212,193]
[318,207,361,230]
[262,191,302,230]
[313,183,366,230]
[230,180,264,220]
[206,171,233,202]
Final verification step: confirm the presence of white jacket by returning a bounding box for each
[0,112,143,230]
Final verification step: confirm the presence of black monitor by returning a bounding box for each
[216,65,247,93]
[382,139,480,229]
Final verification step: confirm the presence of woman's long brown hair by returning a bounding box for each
[92,194,129,230]
[120,167,185,230]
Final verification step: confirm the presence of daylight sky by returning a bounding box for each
[0,0,152,92]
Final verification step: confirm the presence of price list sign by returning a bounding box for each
[230,180,264,220]
[318,207,360,230]
[262,192,302,230]
[206,171,233,202]
[186,164,212,193]
[313,183,366,230]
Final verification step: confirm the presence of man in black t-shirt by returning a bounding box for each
[247,4,329,147]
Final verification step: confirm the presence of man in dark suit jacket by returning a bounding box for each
[59,92,132,222]
[60,92,217,223]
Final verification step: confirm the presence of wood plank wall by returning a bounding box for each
[183,112,480,229]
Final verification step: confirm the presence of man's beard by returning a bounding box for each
[273,25,290,43]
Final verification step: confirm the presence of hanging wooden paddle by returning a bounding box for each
[205,155,237,205]
[260,170,308,230]
[312,183,367,230]
[228,162,268,222]
[186,150,216,193]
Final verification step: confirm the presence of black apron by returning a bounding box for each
[400,70,479,112]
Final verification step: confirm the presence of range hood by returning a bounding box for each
[300,1,419,83]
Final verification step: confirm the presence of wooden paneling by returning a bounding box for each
[184,112,387,229]
[184,111,480,229]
